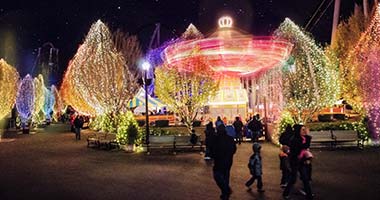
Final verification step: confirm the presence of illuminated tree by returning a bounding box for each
[350,5,380,141]
[32,74,45,124]
[275,18,340,123]
[52,85,64,121]
[16,74,35,127]
[156,48,219,133]
[331,8,366,109]
[112,29,142,76]
[60,59,96,115]
[0,59,19,120]
[181,24,204,40]
[331,8,366,62]
[43,87,55,121]
[61,20,139,115]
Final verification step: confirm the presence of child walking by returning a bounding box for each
[245,142,265,193]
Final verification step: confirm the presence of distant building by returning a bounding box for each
[32,42,59,86]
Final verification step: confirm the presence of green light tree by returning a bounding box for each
[32,74,46,125]
[331,8,366,110]
[275,18,340,123]
[156,48,219,133]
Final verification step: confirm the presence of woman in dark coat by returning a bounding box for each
[282,124,313,200]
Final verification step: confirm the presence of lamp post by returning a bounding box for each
[142,61,151,146]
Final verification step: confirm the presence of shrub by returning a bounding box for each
[318,114,333,122]
[116,111,143,145]
[137,120,145,127]
[192,120,202,127]
[155,120,169,127]
[90,112,143,145]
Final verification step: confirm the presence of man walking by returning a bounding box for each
[212,124,237,200]
[74,115,83,140]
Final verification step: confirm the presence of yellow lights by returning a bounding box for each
[218,16,233,28]
[275,18,340,123]
[61,20,139,116]
[0,59,19,120]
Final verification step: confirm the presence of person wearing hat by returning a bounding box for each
[245,142,265,193]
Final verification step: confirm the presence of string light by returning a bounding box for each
[61,20,139,116]
[0,59,19,120]
[32,74,45,124]
[51,85,64,121]
[275,18,340,123]
[350,4,380,141]
[16,74,35,124]
[156,48,219,133]
[43,86,55,121]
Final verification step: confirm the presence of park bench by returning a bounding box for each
[87,133,119,150]
[87,133,100,148]
[332,130,363,149]
[98,133,119,150]
[147,135,176,154]
[173,135,203,154]
[309,130,336,149]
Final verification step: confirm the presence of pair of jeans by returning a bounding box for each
[213,169,231,199]
[283,164,313,199]
[281,169,291,185]
[245,175,263,189]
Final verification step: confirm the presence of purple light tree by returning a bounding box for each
[16,74,35,130]
[360,50,380,142]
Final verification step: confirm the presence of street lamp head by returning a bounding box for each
[142,61,151,71]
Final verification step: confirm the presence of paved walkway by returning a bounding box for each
[0,123,380,200]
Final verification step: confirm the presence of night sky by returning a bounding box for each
[0,0,370,84]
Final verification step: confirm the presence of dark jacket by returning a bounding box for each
[247,119,263,132]
[212,127,237,171]
[248,153,262,176]
[233,120,244,135]
[279,130,293,146]
[205,126,215,147]
[74,117,84,128]
[288,135,311,163]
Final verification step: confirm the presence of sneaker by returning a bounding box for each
[257,189,265,193]
[299,189,306,196]
[204,156,211,160]
[282,195,290,200]
[280,183,287,188]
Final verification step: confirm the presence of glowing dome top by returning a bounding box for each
[163,16,293,77]
[218,16,233,28]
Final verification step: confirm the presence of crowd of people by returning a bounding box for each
[204,116,314,200]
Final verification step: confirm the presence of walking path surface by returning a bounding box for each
[1,123,380,200]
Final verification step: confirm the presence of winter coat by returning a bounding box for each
[204,126,215,147]
[288,135,312,165]
[215,119,224,128]
[212,131,237,171]
[248,153,262,176]
[233,120,244,135]
[74,117,84,128]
